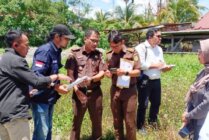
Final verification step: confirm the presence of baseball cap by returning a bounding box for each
[51,24,75,39]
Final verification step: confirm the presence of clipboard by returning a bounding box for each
[116,58,134,88]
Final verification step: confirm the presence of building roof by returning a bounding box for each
[193,11,209,30]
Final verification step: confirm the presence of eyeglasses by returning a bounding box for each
[156,35,162,38]
[89,38,99,44]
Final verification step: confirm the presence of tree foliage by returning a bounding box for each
[0,0,74,46]
[0,0,204,49]
[157,0,200,23]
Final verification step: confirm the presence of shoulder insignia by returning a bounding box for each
[127,48,134,53]
[96,48,105,54]
[70,46,81,52]
[67,52,75,59]
[106,49,112,54]
[133,55,139,62]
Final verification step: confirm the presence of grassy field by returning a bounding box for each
[0,48,201,139]
[52,53,202,140]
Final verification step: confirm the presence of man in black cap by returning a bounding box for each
[30,24,75,140]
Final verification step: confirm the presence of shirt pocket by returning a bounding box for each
[77,59,86,73]
[91,59,100,73]
[123,54,133,61]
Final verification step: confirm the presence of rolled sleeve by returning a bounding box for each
[133,50,140,70]
[99,59,107,71]
[65,55,77,71]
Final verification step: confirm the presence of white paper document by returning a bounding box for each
[116,58,134,88]
[160,64,175,70]
[67,76,88,90]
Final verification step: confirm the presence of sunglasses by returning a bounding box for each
[89,38,99,43]
[156,35,162,38]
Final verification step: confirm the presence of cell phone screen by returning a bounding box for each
[109,68,117,72]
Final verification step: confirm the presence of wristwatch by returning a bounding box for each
[125,71,129,76]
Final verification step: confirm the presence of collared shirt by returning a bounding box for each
[106,46,140,85]
[135,40,164,80]
[30,41,62,104]
[65,46,106,88]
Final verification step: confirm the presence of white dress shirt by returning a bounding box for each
[135,40,164,80]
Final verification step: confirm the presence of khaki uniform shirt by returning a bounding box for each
[65,46,106,88]
[106,47,140,86]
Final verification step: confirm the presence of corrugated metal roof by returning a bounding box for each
[194,11,209,30]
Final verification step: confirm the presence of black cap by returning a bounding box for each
[51,24,75,39]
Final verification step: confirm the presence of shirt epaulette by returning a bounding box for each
[70,46,81,52]
[106,49,112,54]
[126,48,135,53]
[96,48,104,54]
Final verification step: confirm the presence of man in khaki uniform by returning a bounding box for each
[105,30,140,140]
[65,29,106,140]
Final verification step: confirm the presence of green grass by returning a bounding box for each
[0,48,201,139]
[52,53,202,140]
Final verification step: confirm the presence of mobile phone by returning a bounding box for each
[109,68,117,72]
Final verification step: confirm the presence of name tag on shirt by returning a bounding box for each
[52,60,57,63]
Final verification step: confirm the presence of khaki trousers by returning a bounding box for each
[0,118,30,140]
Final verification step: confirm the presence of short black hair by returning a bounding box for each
[84,29,100,38]
[5,30,24,48]
[108,30,123,43]
[146,28,159,40]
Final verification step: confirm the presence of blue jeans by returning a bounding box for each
[32,103,54,140]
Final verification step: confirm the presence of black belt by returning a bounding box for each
[149,78,160,81]
[79,86,100,93]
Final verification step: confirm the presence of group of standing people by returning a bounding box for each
[0,25,72,140]
[0,24,208,140]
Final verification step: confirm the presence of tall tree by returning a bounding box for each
[114,2,140,28]
[0,0,74,46]
[157,0,201,23]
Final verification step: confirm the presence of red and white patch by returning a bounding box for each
[35,61,44,68]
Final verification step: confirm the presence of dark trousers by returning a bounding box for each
[111,85,137,140]
[70,87,103,140]
[189,120,202,140]
[136,79,161,129]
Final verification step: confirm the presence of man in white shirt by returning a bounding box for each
[135,28,172,131]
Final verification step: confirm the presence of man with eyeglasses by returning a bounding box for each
[105,30,140,140]
[135,28,172,133]
[65,29,106,140]
[30,24,74,140]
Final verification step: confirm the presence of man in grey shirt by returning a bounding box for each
[0,30,70,140]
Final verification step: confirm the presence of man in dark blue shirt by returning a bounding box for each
[31,24,74,140]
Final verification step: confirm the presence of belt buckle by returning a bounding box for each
[87,89,92,93]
